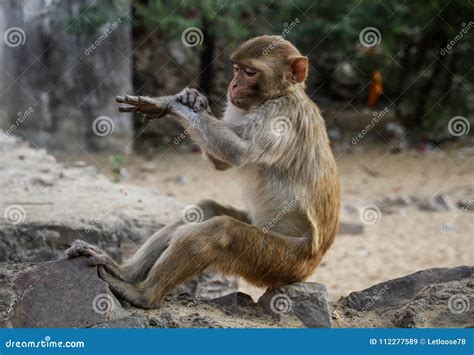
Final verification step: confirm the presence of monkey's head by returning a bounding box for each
[228,35,308,110]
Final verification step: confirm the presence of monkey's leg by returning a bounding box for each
[66,223,180,283]
[99,216,309,308]
[119,200,248,282]
[67,200,249,283]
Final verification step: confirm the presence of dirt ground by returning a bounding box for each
[62,145,474,301]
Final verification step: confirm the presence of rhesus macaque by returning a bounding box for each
[67,35,340,309]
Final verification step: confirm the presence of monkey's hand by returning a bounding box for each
[176,88,210,113]
[116,95,175,123]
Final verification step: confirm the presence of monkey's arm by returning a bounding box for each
[178,109,249,166]
[117,92,250,166]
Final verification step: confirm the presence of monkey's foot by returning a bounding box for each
[98,266,155,309]
[67,240,101,258]
[66,240,110,267]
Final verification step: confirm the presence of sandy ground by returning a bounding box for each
[61,145,474,301]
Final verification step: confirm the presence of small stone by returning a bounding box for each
[258,282,332,328]
[211,292,257,314]
[457,199,474,211]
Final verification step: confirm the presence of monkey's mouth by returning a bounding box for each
[230,96,251,110]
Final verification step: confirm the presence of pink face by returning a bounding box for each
[228,64,260,110]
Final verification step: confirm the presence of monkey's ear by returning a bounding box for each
[288,56,308,84]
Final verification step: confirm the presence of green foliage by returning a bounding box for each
[134,0,269,41]
[67,1,129,35]
[69,0,471,134]
[266,0,473,133]
[109,153,125,183]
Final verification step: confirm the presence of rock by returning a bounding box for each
[2,260,472,328]
[337,266,473,328]
[0,136,182,262]
[344,266,473,312]
[92,316,149,328]
[258,282,332,328]
[457,199,474,211]
[8,257,125,328]
[148,311,179,328]
[392,280,473,328]
[211,292,259,315]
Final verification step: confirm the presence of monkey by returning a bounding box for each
[67,35,340,309]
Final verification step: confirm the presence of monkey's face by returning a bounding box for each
[228,36,309,111]
[228,63,262,110]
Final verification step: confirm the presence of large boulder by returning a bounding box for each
[8,257,126,328]
[336,266,473,328]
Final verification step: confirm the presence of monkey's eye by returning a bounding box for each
[244,67,257,77]
[233,65,240,74]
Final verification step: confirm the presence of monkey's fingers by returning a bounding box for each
[118,106,139,113]
[118,106,163,114]
[121,95,157,105]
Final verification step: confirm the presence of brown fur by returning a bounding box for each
[68,36,340,309]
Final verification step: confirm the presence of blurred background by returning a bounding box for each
[0,0,472,300]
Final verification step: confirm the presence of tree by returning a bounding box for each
[134,0,270,98]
